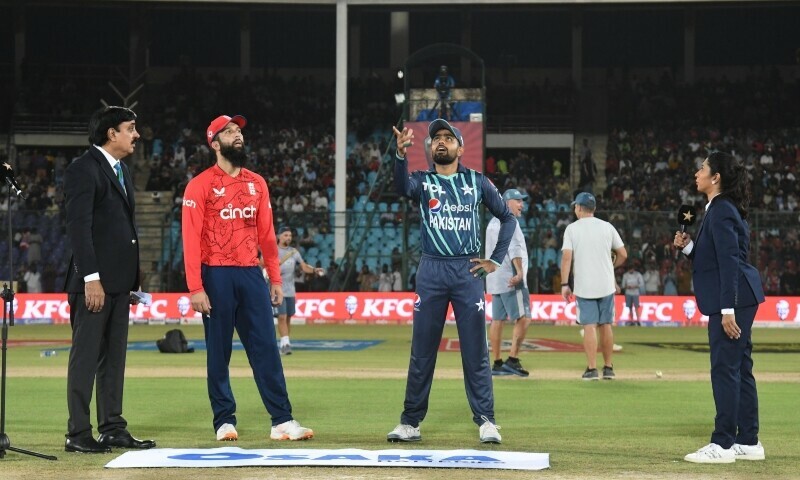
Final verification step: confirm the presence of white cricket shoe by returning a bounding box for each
[479,416,502,444]
[684,443,735,464]
[270,420,314,441]
[216,423,238,441]
[387,424,421,442]
[732,441,765,461]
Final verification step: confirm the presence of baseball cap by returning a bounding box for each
[503,188,529,201]
[571,192,597,209]
[428,118,464,146]
[206,114,247,147]
[277,225,292,235]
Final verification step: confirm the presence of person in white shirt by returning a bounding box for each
[485,189,531,377]
[561,192,627,380]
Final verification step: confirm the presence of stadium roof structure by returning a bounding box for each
[89,0,798,5]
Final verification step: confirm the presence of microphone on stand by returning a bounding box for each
[0,163,25,199]
[675,204,697,260]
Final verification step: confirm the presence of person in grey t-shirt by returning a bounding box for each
[276,226,324,355]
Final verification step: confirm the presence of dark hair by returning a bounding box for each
[706,151,750,220]
[88,106,137,146]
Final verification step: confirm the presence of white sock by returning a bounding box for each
[281,336,290,347]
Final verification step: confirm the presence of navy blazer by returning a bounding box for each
[63,146,140,294]
[687,196,764,316]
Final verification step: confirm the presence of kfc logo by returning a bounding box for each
[776,299,790,321]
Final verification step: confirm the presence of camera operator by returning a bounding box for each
[434,65,455,119]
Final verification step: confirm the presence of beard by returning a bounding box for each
[220,143,248,167]
[432,149,457,166]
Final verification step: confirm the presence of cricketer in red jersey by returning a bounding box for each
[181,114,313,442]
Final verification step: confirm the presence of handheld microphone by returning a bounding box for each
[0,163,25,198]
[677,204,697,232]
[675,204,697,260]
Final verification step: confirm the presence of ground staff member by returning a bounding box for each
[676,151,765,464]
[182,114,312,443]
[561,192,627,380]
[275,225,324,355]
[388,119,516,444]
[63,106,155,453]
[485,188,532,377]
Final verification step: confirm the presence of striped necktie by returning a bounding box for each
[114,162,127,194]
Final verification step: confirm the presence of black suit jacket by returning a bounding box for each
[687,196,764,315]
[63,146,140,294]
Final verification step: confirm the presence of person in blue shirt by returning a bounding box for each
[387,119,516,444]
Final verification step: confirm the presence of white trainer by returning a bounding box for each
[215,423,238,441]
[387,424,421,442]
[684,443,735,464]
[479,416,502,444]
[732,441,765,461]
[270,420,313,441]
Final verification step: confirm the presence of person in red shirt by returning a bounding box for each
[182,114,313,443]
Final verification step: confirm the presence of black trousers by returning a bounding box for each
[707,304,759,449]
[66,292,130,438]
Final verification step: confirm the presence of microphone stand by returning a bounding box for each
[0,176,57,460]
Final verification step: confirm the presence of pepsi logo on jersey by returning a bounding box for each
[428,198,472,214]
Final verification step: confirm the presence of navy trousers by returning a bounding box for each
[707,304,759,448]
[400,255,495,427]
[202,265,293,431]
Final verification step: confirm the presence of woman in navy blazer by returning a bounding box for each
[674,151,765,464]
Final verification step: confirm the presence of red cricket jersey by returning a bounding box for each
[182,164,281,294]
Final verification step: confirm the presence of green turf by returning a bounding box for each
[0,324,798,479]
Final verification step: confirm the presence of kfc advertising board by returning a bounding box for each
[5,294,800,327]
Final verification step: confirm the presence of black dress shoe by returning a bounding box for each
[97,431,156,449]
[65,436,112,453]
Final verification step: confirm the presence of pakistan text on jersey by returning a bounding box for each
[428,216,472,231]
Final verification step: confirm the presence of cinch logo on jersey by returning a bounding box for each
[413,294,422,311]
[220,204,256,220]
[183,199,197,208]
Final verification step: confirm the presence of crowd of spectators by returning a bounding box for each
[4,67,799,295]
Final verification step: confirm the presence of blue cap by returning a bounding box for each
[571,192,596,209]
[428,118,464,146]
[277,226,292,235]
[503,189,529,201]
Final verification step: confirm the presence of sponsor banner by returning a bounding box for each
[105,447,549,471]
[6,294,800,326]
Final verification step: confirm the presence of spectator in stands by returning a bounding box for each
[23,263,42,293]
[357,264,376,292]
[378,264,393,292]
[779,261,798,295]
[26,227,43,265]
[643,261,661,295]
[579,139,597,193]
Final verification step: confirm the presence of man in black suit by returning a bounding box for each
[63,106,155,453]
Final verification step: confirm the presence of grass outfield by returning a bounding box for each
[0,324,798,479]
